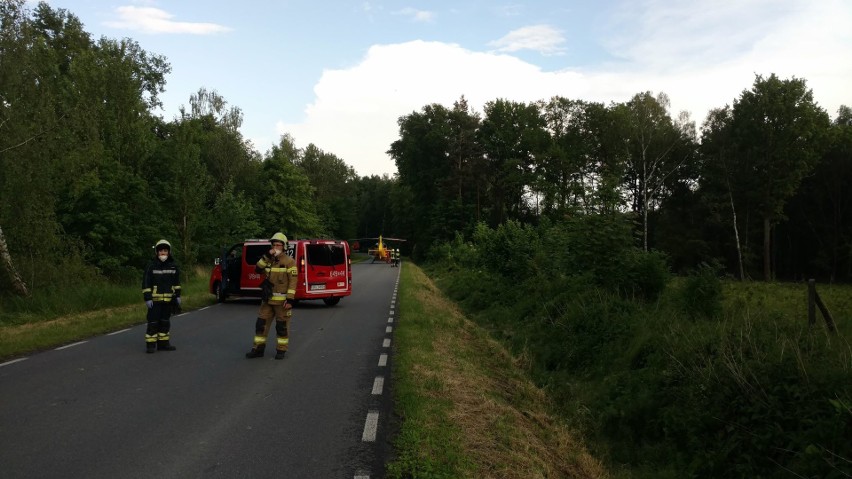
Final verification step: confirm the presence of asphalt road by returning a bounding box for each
[0,262,402,479]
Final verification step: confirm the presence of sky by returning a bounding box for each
[35,0,852,177]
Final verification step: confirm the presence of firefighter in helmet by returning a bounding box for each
[246,232,297,360]
[142,239,181,353]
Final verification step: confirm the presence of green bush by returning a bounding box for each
[676,262,723,320]
[612,249,670,302]
[472,220,540,278]
[424,248,852,478]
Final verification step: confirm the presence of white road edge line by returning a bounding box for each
[386,326,393,333]
[362,411,379,442]
[378,354,388,367]
[0,358,28,367]
[55,341,88,350]
[388,317,393,323]
[372,376,384,395]
[382,338,391,348]
[107,328,130,336]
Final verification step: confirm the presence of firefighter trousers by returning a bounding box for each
[146,301,173,344]
[253,301,291,351]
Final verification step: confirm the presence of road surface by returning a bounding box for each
[0,262,402,479]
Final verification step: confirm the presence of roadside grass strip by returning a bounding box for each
[387,263,608,479]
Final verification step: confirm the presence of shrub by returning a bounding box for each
[612,249,671,302]
[676,262,723,320]
[472,220,539,279]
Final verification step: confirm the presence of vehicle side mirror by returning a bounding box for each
[214,258,220,265]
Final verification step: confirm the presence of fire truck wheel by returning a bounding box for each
[322,297,341,306]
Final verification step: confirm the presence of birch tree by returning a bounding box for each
[619,92,697,251]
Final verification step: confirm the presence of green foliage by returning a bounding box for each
[296,143,359,239]
[261,137,323,237]
[675,262,723,320]
[472,220,540,278]
[426,232,478,268]
[425,236,852,478]
[612,248,670,301]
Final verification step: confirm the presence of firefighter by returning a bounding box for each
[142,239,181,353]
[389,247,396,267]
[395,248,401,267]
[246,232,297,360]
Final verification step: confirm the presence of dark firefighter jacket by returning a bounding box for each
[142,255,182,302]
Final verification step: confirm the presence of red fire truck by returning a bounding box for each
[209,238,352,306]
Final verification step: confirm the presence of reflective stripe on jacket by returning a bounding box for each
[256,253,297,302]
[142,256,181,302]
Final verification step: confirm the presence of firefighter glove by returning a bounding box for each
[145,300,153,309]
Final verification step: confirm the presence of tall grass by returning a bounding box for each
[0,266,215,359]
[388,263,608,478]
[424,220,852,478]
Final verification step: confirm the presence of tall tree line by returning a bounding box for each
[390,79,848,282]
[0,2,386,296]
[2,1,849,297]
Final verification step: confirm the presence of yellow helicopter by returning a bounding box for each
[364,235,405,263]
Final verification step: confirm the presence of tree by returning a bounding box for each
[295,144,358,238]
[700,107,747,279]
[0,225,28,297]
[477,99,548,226]
[730,74,830,280]
[540,97,603,216]
[617,92,697,251]
[261,136,323,237]
[389,103,453,249]
[180,88,254,196]
[780,105,852,281]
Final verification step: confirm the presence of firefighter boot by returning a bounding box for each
[157,333,176,351]
[246,344,265,359]
[274,350,286,360]
[146,342,156,354]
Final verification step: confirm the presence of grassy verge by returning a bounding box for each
[387,262,608,479]
[0,268,216,360]
[425,261,852,478]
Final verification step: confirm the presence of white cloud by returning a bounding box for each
[276,1,851,177]
[103,6,232,34]
[488,24,566,55]
[494,4,524,17]
[393,8,435,23]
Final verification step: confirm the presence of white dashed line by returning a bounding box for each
[362,411,379,442]
[354,474,370,479]
[388,317,393,323]
[372,376,384,395]
[385,326,393,333]
[0,358,28,368]
[389,309,394,315]
[378,354,387,367]
[382,338,391,348]
[55,341,88,350]
[107,328,130,336]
